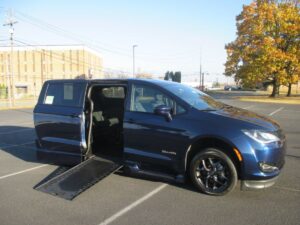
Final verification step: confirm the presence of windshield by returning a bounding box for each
[163,82,224,110]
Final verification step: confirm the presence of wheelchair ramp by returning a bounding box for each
[35,156,122,200]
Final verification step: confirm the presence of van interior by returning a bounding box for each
[89,85,126,159]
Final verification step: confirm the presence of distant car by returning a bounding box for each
[34,79,285,196]
[224,85,241,91]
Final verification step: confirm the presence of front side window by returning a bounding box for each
[162,82,224,110]
[130,84,185,114]
[43,82,85,107]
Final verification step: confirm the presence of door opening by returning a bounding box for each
[89,85,126,159]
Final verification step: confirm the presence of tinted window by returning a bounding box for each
[102,87,125,98]
[43,82,86,107]
[130,84,185,114]
[162,82,224,110]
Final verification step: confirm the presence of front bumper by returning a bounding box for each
[234,131,286,181]
[241,176,278,190]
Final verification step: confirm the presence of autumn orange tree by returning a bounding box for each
[225,0,300,97]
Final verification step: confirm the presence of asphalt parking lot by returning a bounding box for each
[0,99,299,225]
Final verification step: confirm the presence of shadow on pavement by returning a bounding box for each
[0,125,38,163]
[115,170,200,194]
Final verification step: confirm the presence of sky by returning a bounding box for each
[0,0,251,83]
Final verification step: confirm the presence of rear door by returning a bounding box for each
[34,80,88,165]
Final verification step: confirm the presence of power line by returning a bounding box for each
[11,39,133,76]
[15,10,199,62]
[16,10,131,52]
[2,38,204,80]
[15,12,133,57]
[14,38,176,76]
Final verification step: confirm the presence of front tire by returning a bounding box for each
[189,148,237,196]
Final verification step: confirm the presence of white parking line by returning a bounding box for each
[242,105,254,109]
[0,164,49,180]
[274,186,300,192]
[269,107,284,116]
[98,183,168,225]
[0,141,35,149]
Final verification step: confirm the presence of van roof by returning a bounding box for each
[45,78,176,86]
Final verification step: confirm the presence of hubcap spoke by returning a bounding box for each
[219,173,228,181]
[202,159,210,171]
[208,158,215,168]
[215,177,226,186]
[205,176,210,188]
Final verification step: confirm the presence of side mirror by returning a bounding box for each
[154,105,172,122]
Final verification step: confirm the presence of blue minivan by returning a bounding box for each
[34,79,286,196]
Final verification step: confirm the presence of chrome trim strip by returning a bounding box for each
[184,145,192,171]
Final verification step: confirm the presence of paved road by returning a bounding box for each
[0,99,36,110]
[0,100,299,225]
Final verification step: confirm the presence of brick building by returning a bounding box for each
[0,45,103,98]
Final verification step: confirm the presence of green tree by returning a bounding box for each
[164,71,182,82]
[174,71,182,83]
[225,0,300,97]
[164,71,171,81]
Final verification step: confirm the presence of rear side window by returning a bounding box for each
[102,87,125,98]
[43,82,86,107]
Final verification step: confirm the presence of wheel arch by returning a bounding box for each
[184,135,243,178]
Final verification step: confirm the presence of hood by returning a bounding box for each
[208,105,280,131]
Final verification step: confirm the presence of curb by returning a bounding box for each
[238,98,300,105]
[0,106,34,111]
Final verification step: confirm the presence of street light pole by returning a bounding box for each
[199,48,203,91]
[132,44,138,77]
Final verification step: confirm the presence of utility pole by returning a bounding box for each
[3,9,17,107]
[5,53,12,107]
[132,44,138,78]
[199,49,203,90]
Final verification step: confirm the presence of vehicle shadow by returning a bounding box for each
[0,125,268,198]
[114,170,199,194]
[0,125,38,163]
[0,125,72,190]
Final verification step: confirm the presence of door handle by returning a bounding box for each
[70,114,81,118]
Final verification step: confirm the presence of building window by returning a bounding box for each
[0,54,3,73]
[32,52,35,72]
[62,53,65,72]
[50,51,53,72]
[69,50,72,71]
[76,50,79,72]
[17,51,20,80]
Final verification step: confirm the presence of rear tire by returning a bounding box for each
[189,148,237,196]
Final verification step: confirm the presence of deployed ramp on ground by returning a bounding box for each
[35,156,122,200]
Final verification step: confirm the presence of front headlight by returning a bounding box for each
[242,130,280,145]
